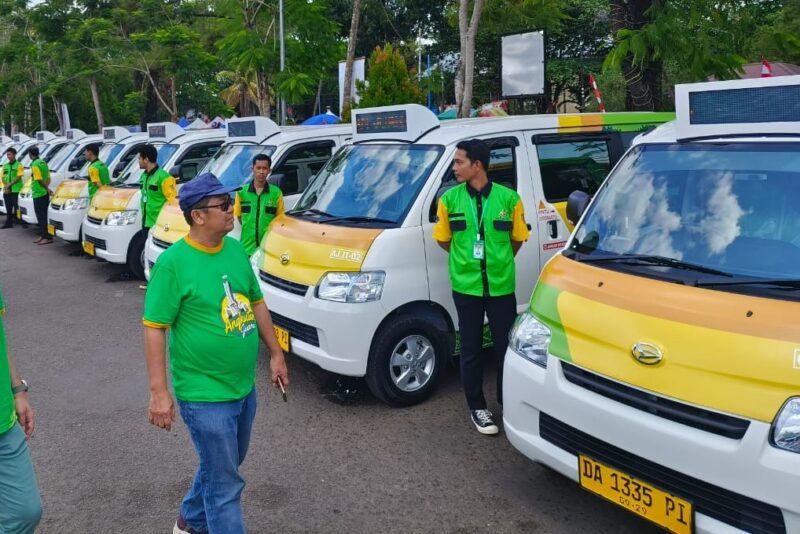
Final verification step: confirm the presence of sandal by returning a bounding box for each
[37,239,53,245]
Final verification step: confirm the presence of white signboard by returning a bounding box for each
[502,31,545,97]
[339,57,366,112]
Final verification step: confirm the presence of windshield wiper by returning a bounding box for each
[327,215,397,225]
[579,254,733,277]
[695,278,800,289]
[286,208,336,218]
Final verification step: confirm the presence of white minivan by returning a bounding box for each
[252,104,673,406]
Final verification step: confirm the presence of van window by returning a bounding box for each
[177,142,223,182]
[537,139,612,202]
[274,143,334,195]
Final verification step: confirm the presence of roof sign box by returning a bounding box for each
[66,129,87,142]
[352,104,439,143]
[147,122,184,141]
[103,126,131,141]
[227,116,280,141]
[35,131,56,142]
[12,133,30,143]
[675,75,800,141]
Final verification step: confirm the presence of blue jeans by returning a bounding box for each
[0,424,42,534]
[178,388,257,534]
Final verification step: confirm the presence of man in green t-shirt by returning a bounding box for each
[2,147,25,229]
[143,172,288,534]
[85,143,110,202]
[138,143,176,230]
[29,146,53,245]
[433,139,529,436]
[233,153,284,255]
[0,288,43,533]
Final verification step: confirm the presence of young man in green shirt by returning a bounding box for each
[143,172,288,534]
[2,147,25,229]
[0,287,43,533]
[138,143,176,231]
[433,139,529,435]
[29,146,53,245]
[233,153,284,255]
[85,143,110,202]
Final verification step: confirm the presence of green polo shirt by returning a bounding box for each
[140,166,176,229]
[234,181,284,255]
[433,182,529,297]
[2,161,24,193]
[0,289,16,434]
[30,158,50,199]
[87,160,110,200]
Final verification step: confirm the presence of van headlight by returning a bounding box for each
[772,398,800,454]
[63,197,89,210]
[317,271,385,303]
[105,210,138,226]
[508,311,551,368]
[250,248,264,270]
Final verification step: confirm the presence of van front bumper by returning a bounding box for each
[257,268,383,377]
[48,205,85,242]
[143,232,169,281]
[82,219,139,264]
[502,350,800,534]
[18,195,37,224]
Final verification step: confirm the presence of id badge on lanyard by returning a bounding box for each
[473,234,485,260]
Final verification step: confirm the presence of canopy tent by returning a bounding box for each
[176,117,191,128]
[185,118,209,130]
[302,112,341,126]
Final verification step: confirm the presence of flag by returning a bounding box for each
[761,58,772,78]
[588,74,606,113]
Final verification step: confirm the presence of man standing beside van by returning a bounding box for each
[138,144,176,231]
[233,154,284,255]
[1,148,25,229]
[433,139,529,435]
[29,147,53,245]
[85,143,110,203]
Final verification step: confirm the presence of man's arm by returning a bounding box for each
[252,302,289,387]
[7,350,34,439]
[143,326,175,431]
[5,165,22,188]
[437,241,451,252]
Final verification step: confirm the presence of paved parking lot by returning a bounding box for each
[0,226,655,533]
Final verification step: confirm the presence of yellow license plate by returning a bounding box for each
[273,326,290,353]
[47,224,55,236]
[83,241,95,256]
[579,455,692,534]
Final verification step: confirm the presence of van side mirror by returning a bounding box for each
[113,162,126,178]
[169,164,182,179]
[567,190,591,226]
[268,172,299,195]
[429,183,458,222]
[68,159,81,172]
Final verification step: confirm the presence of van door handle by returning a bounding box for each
[526,223,532,231]
[548,220,558,239]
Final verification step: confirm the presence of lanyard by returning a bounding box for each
[467,194,485,237]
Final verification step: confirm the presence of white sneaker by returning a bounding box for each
[471,409,499,435]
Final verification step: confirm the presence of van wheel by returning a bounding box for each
[127,231,146,280]
[366,317,445,407]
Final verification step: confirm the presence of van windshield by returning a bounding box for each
[50,144,79,172]
[115,143,176,185]
[291,144,443,227]
[568,143,800,299]
[201,144,276,187]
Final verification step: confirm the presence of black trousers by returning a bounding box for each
[3,192,18,226]
[33,195,50,239]
[453,291,517,411]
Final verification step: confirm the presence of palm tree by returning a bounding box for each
[217,69,260,116]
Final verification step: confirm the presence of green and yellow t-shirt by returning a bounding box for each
[234,181,284,255]
[140,166,176,229]
[143,236,264,402]
[31,158,50,199]
[2,161,25,193]
[87,160,110,200]
[433,181,529,297]
[0,290,16,435]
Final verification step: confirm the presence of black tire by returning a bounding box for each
[366,316,446,407]
[127,231,146,280]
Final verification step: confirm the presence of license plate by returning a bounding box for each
[47,224,55,236]
[273,326,290,353]
[83,241,95,256]
[579,455,692,534]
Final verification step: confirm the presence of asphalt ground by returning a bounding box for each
[0,223,656,533]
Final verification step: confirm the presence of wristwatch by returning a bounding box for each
[11,379,28,395]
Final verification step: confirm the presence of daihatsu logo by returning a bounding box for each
[631,342,663,365]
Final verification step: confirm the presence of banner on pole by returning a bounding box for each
[338,57,366,112]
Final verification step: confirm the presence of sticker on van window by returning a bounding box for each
[543,240,567,251]
[537,200,558,222]
[794,349,800,369]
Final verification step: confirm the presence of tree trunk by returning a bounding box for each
[342,0,363,115]
[454,0,468,113]
[52,96,64,133]
[170,77,178,122]
[255,71,271,118]
[610,0,657,111]
[456,0,484,118]
[89,76,105,130]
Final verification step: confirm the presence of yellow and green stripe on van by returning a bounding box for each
[532,255,800,423]
[557,112,675,133]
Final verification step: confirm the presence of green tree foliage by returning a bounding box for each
[355,43,423,109]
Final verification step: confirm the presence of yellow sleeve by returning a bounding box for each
[276,194,284,216]
[16,165,24,177]
[511,199,530,242]
[161,176,177,200]
[432,200,452,242]
[142,319,170,329]
[32,166,43,182]
[88,166,100,184]
[233,193,242,217]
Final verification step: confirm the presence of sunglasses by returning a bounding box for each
[196,197,233,212]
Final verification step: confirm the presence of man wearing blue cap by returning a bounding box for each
[142,173,289,534]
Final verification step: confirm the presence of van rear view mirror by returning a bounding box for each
[567,190,590,226]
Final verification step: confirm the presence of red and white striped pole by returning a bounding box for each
[588,73,606,113]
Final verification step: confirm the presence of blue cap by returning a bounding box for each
[179,172,240,212]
